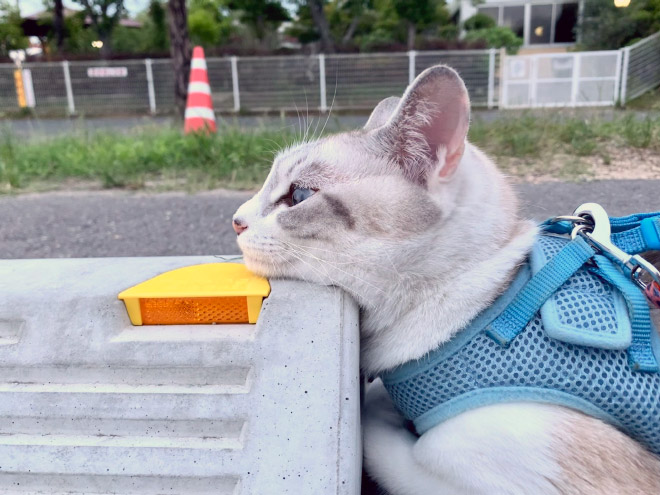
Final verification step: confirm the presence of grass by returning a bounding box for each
[626,87,660,112]
[468,112,660,177]
[1,111,659,193]
[0,124,296,192]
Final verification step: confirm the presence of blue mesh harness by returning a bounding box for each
[381,212,660,456]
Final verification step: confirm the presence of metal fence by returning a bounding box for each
[0,49,500,117]
[1,31,658,116]
[501,51,622,108]
[621,31,660,103]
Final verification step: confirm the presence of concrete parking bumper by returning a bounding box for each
[0,257,361,494]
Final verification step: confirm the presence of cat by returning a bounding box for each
[232,65,660,494]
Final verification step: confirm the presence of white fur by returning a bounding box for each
[234,66,660,494]
[363,380,563,495]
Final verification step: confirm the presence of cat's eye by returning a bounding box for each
[291,185,316,206]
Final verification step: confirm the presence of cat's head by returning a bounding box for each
[233,65,472,305]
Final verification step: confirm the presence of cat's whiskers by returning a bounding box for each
[281,240,385,297]
[316,71,338,141]
[293,99,304,143]
[283,240,376,267]
[283,240,407,283]
[280,244,343,289]
[303,89,312,144]
[273,251,322,295]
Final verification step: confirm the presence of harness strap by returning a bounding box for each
[610,211,660,229]
[485,237,595,346]
[541,213,660,254]
[590,255,659,372]
[611,217,660,253]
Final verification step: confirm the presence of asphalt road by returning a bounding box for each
[1,180,658,259]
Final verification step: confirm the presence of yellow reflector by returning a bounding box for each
[118,263,270,325]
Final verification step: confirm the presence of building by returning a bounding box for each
[21,8,142,38]
[455,0,583,49]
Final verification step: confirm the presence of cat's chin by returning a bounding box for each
[241,255,276,278]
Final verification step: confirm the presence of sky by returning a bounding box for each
[18,0,150,17]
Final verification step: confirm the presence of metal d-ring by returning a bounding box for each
[571,203,660,292]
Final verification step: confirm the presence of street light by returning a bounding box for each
[614,0,631,7]
[91,40,104,48]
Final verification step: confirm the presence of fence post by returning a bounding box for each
[499,47,507,109]
[231,56,240,112]
[408,50,416,85]
[570,53,581,107]
[61,60,75,115]
[619,47,630,106]
[22,69,36,108]
[145,58,157,114]
[319,53,327,112]
[487,48,496,109]
[530,56,538,107]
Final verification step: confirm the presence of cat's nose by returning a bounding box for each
[232,217,248,235]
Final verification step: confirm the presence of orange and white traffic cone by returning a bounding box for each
[184,46,217,134]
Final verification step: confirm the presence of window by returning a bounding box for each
[502,6,525,38]
[554,3,578,43]
[476,2,579,45]
[530,4,553,44]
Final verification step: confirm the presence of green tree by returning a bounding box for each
[148,0,169,51]
[581,0,660,49]
[54,0,64,51]
[325,0,374,44]
[290,0,392,50]
[464,26,522,53]
[188,0,234,47]
[307,0,334,51]
[0,1,28,57]
[227,0,290,42]
[391,0,437,49]
[463,12,496,31]
[462,13,522,53]
[338,0,369,43]
[112,0,171,53]
[59,11,96,53]
[285,3,318,44]
[75,0,126,56]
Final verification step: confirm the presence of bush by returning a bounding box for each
[464,26,523,54]
[463,13,496,31]
[359,29,405,52]
[437,24,459,40]
[580,0,660,50]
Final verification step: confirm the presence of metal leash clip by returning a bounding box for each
[567,203,660,308]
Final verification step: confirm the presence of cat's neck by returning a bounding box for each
[359,144,538,375]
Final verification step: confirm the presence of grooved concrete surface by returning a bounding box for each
[0,257,361,493]
[0,180,658,259]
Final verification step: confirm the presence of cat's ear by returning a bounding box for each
[364,96,401,130]
[375,65,470,185]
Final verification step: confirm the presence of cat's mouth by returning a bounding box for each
[238,252,274,278]
[238,244,287,278]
